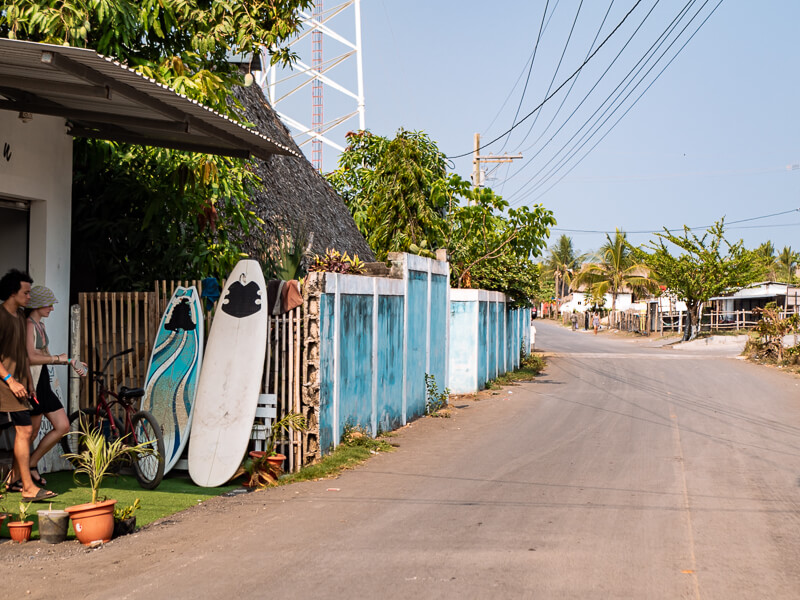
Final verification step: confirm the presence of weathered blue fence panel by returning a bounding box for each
[377,295,404,432]
[338,295,374,434]
[406,270,429,420]
[428,273,448,391]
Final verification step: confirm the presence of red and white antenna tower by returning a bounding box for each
[256,1,365,173]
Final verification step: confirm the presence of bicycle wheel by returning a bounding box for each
[130,410,165,489]
[60,410,124,456]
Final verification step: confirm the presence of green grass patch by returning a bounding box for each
[0,470,236,540]
[279,429,394,485]
[486,352,546,389]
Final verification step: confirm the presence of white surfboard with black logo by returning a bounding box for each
[189,260,268,487]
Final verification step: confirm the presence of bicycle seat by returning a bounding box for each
[119,386,145,400]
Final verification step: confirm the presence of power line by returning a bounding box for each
[549,208,800,235]
[497,0,552,153]
[502,0,663,191]
[445,0,645,160]
[514,0,723,206]
[514,0,617,156]
[509,0,585,152]
[506,0,698,205]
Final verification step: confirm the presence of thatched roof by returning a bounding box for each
[232,82,375,262]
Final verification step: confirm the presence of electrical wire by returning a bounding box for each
[506,0,697,204]
[510,0,585,153]
[445,0,645,160]
[497,0,552,152]
[549,208,800,236]
[515,0,723,206]
[514,0,616,157]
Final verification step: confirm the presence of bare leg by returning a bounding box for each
[30,408,69,468]
[13,424,41,498]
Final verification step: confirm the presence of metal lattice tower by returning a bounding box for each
[256,0,365,173]
[311,2,324,170]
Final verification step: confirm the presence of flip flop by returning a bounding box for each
[22,488,58,502]
[30,468,47,486]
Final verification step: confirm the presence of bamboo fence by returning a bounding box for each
[78,281,307,473]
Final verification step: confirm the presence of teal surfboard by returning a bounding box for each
[143,286,204,474]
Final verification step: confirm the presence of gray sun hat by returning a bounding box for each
[28,285,58,309]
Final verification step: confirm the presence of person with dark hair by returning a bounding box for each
[0,269,57,501]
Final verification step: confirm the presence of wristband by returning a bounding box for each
[2,373,11,382]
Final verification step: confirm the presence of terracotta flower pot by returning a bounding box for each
[65,499,117,545]
[266,454,286,470]
[7,521,34,543]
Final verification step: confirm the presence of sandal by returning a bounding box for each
[22,488,58,502]
[4,479,23,493]
[30,467,47,486]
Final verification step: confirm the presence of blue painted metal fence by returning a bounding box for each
[316,253,530,453]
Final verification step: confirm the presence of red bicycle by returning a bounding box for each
[60,348,165,489]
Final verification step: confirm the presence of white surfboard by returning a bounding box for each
[188,260,268,487]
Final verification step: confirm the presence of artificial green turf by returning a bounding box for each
[1,470,237,540]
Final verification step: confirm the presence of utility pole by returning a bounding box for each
[471,133,522,189]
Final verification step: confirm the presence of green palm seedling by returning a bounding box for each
[63,416,157,505]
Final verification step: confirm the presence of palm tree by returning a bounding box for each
[543,235,586,300]
[573,229,657,311]
[756,241,779,281]
[777,246,799,284]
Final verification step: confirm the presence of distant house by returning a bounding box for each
[559,290,634,313]
[710,282,800,319]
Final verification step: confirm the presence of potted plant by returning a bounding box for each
[240,413,308,486]
[63,417,154,545]
[7,501,34,543]
[37,502,70,544]
[113,498,140,538]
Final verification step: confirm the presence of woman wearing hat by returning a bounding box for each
[16,286,86,488]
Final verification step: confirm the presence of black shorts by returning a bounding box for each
[1,409,32,427]
[30,368,65,416]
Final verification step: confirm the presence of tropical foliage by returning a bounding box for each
[777,246,799,284]
[543,235,587,299]
[573,229,656,311]
[635,220,766,341]
[327,130,555,305]
[2,0,312,288]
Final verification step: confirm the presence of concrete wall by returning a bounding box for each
[313,254,449,453]
[448,289,530,395]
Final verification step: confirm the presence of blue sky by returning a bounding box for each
[275,1,800,256]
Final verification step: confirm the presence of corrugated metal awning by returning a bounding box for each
[0,38,299,160]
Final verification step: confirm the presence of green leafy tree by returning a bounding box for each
[2,0,311,288]
[573,229,656,312]
[445,184,554,303]
[328,130,555,305]
[635,220,766,341]
[543,235,586,300]
[328,129,453,260]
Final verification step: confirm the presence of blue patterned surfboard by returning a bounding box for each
[143,287,204,474]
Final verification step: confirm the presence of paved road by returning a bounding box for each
[4,320,800,599]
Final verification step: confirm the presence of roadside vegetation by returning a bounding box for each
[743,302,800,372]
[487,352,546,389]
[279,426,395,485]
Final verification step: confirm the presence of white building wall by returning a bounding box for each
[0,110,72,373]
